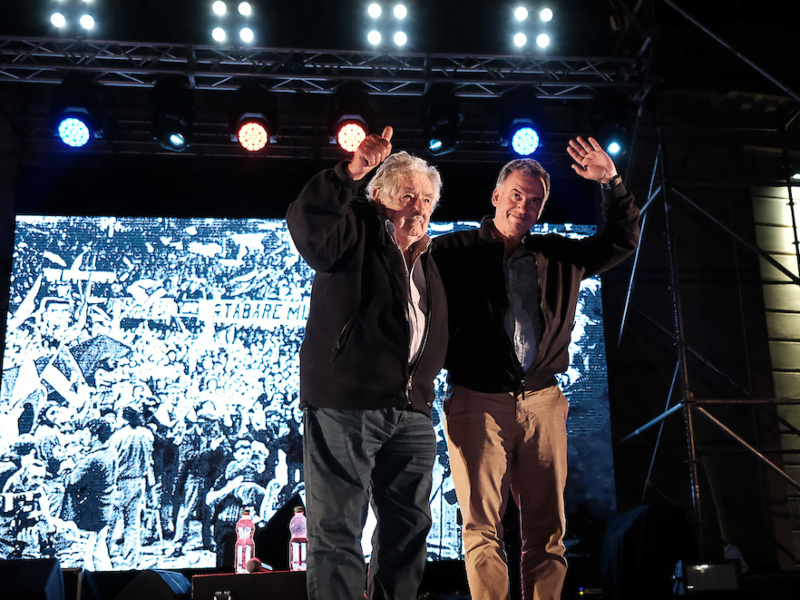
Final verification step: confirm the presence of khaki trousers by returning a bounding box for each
[444,384,569,600]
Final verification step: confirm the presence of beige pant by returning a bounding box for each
[445,384,569,600]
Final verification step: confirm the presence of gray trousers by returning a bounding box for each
[303,407,435,600]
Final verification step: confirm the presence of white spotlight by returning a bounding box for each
[50,13,66,28]
[240,27,254,43]
[393,4,407,19]
[368,30,382,45]
[513,33,527,47]
[536,33,550,48]
[515,7,528,21]
[368,3,382,18]
[238,2,252,16]
[212,1,227,16]
[79,14,95,29]
[540,8,554,22]
[212,27,226,42]
[394,31,407,46]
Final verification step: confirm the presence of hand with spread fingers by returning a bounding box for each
[567,136,618,184]
[347,126,394,181]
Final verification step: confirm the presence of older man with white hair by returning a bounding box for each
[286,126,448,600]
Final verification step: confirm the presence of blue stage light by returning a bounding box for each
[57,114,92,147]
[510,124,540,156]
[607,141,622,155]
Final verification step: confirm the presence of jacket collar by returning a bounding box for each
[477,216,534,246]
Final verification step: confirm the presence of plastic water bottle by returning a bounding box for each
[289,506,308,571]
[234,508,256,574]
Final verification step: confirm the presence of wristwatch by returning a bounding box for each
[601,174,622,190]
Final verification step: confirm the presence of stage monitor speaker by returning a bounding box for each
[115,570,191,600]
[0,558,65,600]
[192,570,307,600]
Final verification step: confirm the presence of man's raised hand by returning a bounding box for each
[567,136,618,184]
[347,126,394,181]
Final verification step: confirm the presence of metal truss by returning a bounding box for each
[0,35,649,99]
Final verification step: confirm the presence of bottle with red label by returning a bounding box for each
[234,508,256,574]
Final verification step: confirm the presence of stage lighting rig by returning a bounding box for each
[230,83,279,153]
[421,86,461,156]
[150,77,195,152]
[52,74,105,148]
[328,85,374,154]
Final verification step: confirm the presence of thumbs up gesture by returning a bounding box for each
[346,126,394,181]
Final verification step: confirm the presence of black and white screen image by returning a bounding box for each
[0,216,616,571]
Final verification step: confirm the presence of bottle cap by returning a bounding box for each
[293,506,304,514]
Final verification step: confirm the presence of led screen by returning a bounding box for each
[0,216,615,571]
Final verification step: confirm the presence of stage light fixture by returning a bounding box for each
[584,91,634,160]
[211,0,254,44]
[52,74,105,149]
[151,76,195,152]
[57,113,92,148]
[498,88,544,157]
[51,13,66,28]
[421,86,461,156]
[511,5,553,51]
[328,85,373,154]
[79,14,95,29]
[366,2,409,47]
[509,120,540,156]
[237,118,269,152]
[230,82,278,153]
[336,121,368,153]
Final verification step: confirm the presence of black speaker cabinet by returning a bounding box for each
[115,570,191,600]
[191,571,307,600]
[0,558,65,600]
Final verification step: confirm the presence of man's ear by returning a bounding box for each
[372,190,385,214]
[491,188,499,207]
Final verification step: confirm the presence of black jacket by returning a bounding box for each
[286,162,448,417]
[431,182,639,393]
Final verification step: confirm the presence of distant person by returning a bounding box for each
[61,419,116,571]
[108,406,154,566]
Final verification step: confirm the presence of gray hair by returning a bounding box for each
[366,151,442,208]
[495,158,551,201]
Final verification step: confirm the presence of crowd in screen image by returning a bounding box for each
[0,217,315,570]
[0,215,610,573]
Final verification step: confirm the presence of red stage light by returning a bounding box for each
[238,120,268,152]
[336,121,367,153]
